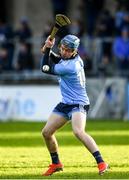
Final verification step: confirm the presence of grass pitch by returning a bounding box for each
[0,120,129,179]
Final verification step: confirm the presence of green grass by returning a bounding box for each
[0,120,129,179]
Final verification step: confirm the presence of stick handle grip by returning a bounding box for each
[50,26,59,40]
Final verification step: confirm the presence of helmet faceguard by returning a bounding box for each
[60,35,80,50]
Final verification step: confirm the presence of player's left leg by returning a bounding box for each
[71,112,109,175]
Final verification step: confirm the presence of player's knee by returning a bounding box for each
[42,128,51,138]
[73,128,83,138]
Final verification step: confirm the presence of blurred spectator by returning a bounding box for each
[96,9,115,43]
[0,18,15,70]
[121,13,129,32]
[15,41,34,71]
[69,19,85,38]
[114,2,129,36]
[51,0,68,16]
[15,17,32,41]
[78,42,92,74]
[82,0,104,36]
[15,16,33,52]
[95,9,115,74]
[0,45,8,72]
[113,27,129,75]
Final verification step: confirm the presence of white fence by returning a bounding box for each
[0,78,127,121]
[0,85,61,121]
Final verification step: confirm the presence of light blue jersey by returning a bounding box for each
[54,55,90,105]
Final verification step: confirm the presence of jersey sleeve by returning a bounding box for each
[54,59,83,75]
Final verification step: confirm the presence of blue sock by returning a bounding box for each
[92,151,104,164]
[50,152,59,164]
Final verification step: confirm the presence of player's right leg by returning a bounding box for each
[42,113,67,176]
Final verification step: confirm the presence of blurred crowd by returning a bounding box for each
[0,0,129,77]
[0,16,34,73]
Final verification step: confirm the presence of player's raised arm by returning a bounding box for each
[40,36,56,74]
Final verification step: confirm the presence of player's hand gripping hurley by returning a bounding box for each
[41,14,71,53]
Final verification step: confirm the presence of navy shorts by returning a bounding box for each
[53,102,90,120]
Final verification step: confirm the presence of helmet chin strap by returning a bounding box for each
[72,50,77,57]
